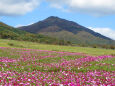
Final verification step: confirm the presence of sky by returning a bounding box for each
[0,0,115,40]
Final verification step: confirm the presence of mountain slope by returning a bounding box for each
[0,22,71,45]
[19,16,115,45]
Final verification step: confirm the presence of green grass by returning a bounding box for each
[38,55,85,64]
[81,58,115,72]
[0,39,115,56]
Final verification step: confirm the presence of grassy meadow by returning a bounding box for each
[0,39,115,56]
[0,39,115,85]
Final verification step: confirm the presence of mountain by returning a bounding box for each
[19,16,115,45]
[0,22,71,45]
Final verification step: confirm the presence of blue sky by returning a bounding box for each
[0,0,115,39]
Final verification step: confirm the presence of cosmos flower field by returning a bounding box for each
[0,47,115,86]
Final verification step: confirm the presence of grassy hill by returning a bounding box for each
[0,22,71,45]
[19,16,115,45]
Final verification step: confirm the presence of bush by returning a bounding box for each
[8,43,14,46]
[110,45,115,50]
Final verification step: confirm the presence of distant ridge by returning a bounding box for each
[19,16,115,45]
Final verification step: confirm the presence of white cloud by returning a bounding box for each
[46,0,115,16]
[89,27,115,40]
[15,24,24,28]
[1,0,115,16]
[15,22,34,27]
[0,0,40,16]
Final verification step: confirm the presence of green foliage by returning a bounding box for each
[0,22,71,45]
